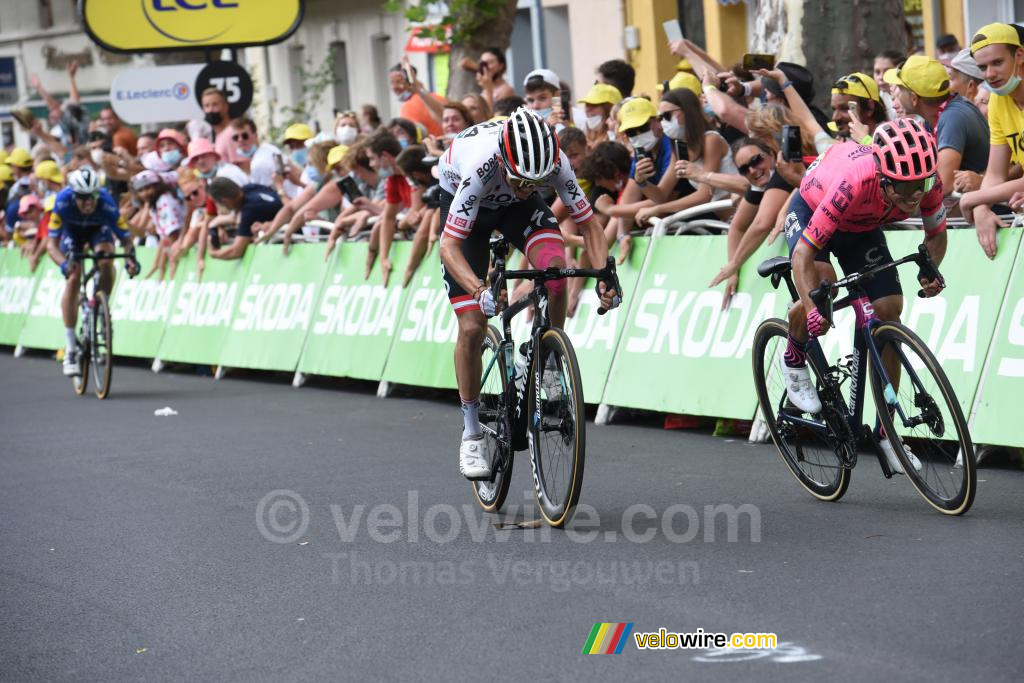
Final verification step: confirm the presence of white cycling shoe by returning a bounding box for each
[62,354,81,377]
[459,437,491,479]
[880,436,922,474]
[779,356,822,414]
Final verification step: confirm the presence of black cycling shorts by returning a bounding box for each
[438,189,563,315]
[784,192,902,301]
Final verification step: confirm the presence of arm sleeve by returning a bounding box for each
[442,175,484,240]
[801,177,857,250]
[553,154,594,225]
[919,181,948,236]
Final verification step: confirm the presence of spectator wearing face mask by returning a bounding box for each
[388,60,443,138]
[276,123,317,198]
[334,111,361,146]
[579,83,623,148]
[365,132,413,284]
[959,23,1024,259]
[230,118,285,188]
[884,55,989,200]
[523,69,569,131]
[155,128,188,170]
[199,87,241,165]
[388,117,423,151]
[184,138,249,187]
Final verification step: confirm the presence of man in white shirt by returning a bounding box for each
[229,117,285,188]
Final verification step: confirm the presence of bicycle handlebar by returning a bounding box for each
[809,244,944,323]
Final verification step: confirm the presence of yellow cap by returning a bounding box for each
[34,159,65,185]
[617,97,658,132]
[883,56,950,98]
[326,145,349,171]
[658,71,702,97]
[832,72,882,102]
[7,147,33,169]
[970,22,1023,56]
[283,122,315,143]
[0,164,13,184]
[675,58,693,73]
[579,83,623,106]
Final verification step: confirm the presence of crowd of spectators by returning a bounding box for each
[0,22,1020,311]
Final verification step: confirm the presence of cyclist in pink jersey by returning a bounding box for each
[779,119,947,469]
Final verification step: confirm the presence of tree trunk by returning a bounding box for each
[800,0,905,111]
[445,0,519,100]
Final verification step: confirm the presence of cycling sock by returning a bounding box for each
[784,334,807,368]
[461,397,481,440]
[65,327,76,353]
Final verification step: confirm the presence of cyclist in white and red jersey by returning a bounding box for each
[438,108,619,479]
[781,118,947,471]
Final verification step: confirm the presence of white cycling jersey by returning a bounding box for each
[438,120,594,240]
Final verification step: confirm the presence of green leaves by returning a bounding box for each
[385,0,510,46]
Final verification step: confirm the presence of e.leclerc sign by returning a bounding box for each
[80,0,304,53]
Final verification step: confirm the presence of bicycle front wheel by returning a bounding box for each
[870,322,976,515]
[527,328,585,528]
[72,303,90,396]
[752,318,851,502]
[91,291,113,399]
[472,325,514,513]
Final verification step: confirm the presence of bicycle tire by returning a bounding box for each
[869,322,976,515]
[91,291,113,399]
[752,318,851,502]
[527,327,585,528]
[72,302,90,397]
[472,325,514,513]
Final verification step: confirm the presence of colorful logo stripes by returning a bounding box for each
[582,622,634,654]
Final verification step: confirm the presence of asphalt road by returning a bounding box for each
[2,352,1023,682]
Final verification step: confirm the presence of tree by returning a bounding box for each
[385,0,519,99]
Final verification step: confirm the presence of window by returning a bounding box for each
[39,0,54,29]
[330,41,351,114]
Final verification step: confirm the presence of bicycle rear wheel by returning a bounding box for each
[527,328,585,527]
[472,325,514,513]
[72,302,90,396]
[870,322,975,515]
[752,318,851,502]
[91,291,113,399]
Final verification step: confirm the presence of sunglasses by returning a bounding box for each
[231,131,252,142]
[883,174,936,198]
[507,173,545,190]
[737,153,767,176]
[833,74,874,97]
[624,121,652,137]
[73,192,99,202]
[186,189,203,200]
[658,109,681,122]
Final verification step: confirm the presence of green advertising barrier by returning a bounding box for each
[155,254,252,365]
[0,250,40,346]
[602,235,786,419]
[17,257,67,351]
[297,241,414,381]
[883,229,1023,427]
[109,247,177,359]
[968,229,1024,447]
[220,245,330,372]
[507,239,650,404]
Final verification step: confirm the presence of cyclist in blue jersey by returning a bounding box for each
[46,168,139,376]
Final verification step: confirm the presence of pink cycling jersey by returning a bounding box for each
[438,120,593,240]
[798,142,946,250]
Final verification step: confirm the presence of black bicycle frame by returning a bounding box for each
[773,244,943,463]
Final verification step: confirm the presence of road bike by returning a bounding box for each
[472,236,622,527]
[68,251,134,399]
[751,244,976,515]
